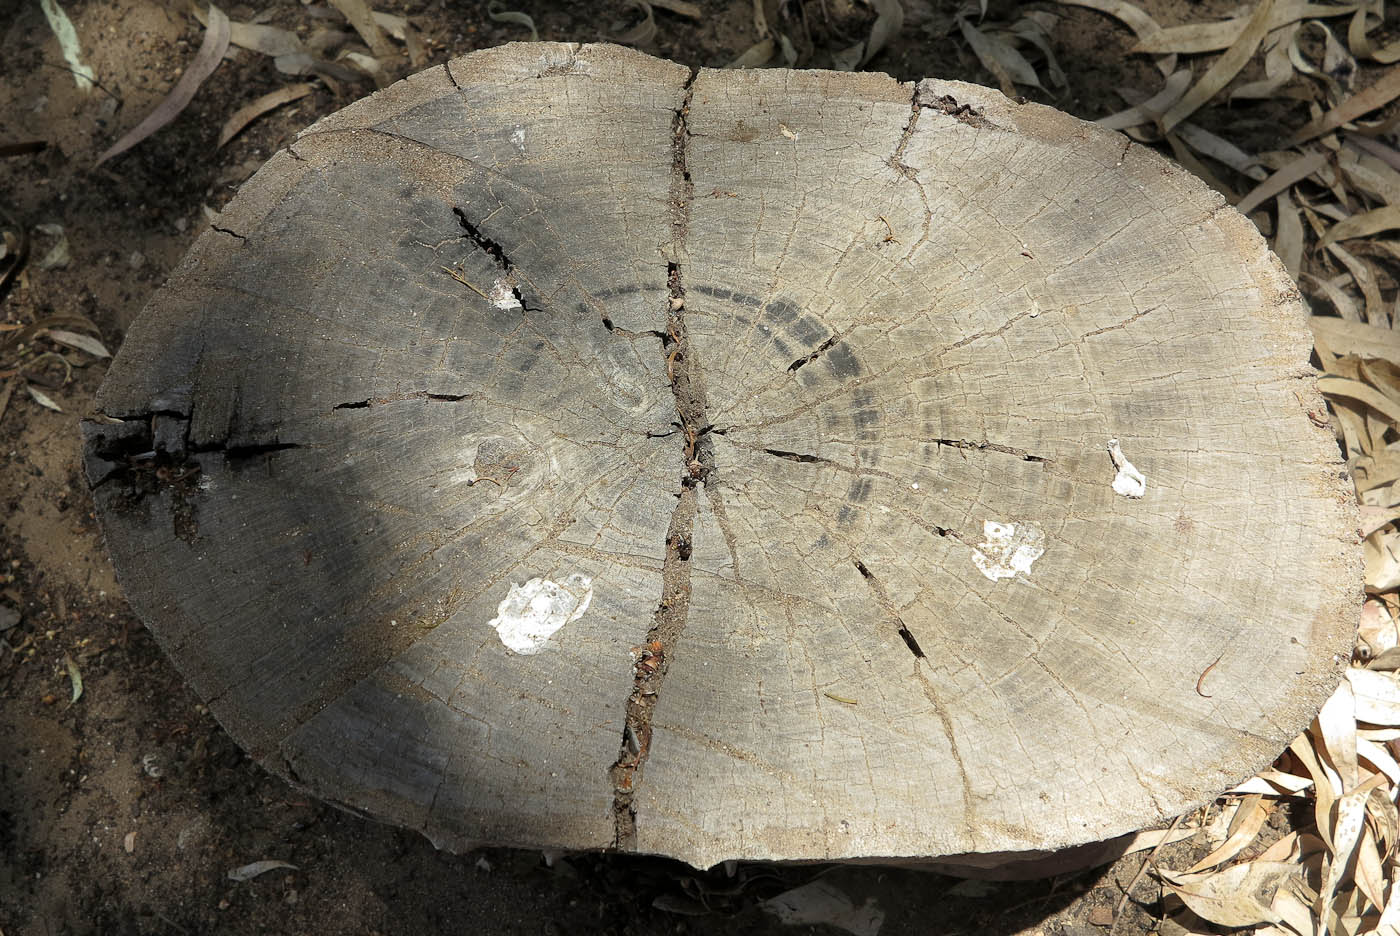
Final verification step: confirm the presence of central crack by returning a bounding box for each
[610,73,705,850]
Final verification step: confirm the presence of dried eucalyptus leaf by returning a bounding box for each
[1348,667,1400,723]
[1184,794,1268,873]
[1237,149,1327,215]
[650,0,702,17]
[64,655,82,703]
[1321,205,1400,247]
[1055,0,1164,47]
[729,37,775,69]
[227,859,298,882]
[34,222,70,270]
[487,2,539,41]
[957,17,1019,95]
[97,5,231,166]
[26,384,63,412]
[761,881,884,936]
[1161,0,1276,133]
[218,83,314,148]
[45,328,110,358]
[1159,862,1298,927]
[373,10,408,39]
[1098,69,1190,129]
[617,1,656,45]
[329,0,393,59]
[1292,67,1400,144]
[1136,0,1360,53]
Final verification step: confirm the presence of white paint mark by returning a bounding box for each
[490,279,522,310]
[488,575,593,654]
[972,521,1045,582]
[510,126,526,150]
[1107,438,1146,498]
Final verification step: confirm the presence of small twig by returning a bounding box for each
[38,61,121,100]
[1112,812,1187,931]
[441,266,490,300]
[1196,652,1224,698]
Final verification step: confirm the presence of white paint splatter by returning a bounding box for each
[972,521,1045,582]
[1107,438,1146,498]
[490,279,522,311]
[488,575,593,654]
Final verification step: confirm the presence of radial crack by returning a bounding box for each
[852,558,926,661]
[787,335,839,373]
[610,71,701,851]
[931,438,1049,463]
[451,206,528,310]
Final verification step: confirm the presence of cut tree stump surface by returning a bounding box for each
[86,42,1358,869]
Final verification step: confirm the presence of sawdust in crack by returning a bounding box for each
[609,72,704,851]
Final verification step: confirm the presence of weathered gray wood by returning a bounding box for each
[87,41,1358,869]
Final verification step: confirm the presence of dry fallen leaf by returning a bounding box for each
[1160,861,1299,927]
[329,0,394,60]
[26,384,63,412]
[227,859,298,882]
[97,5,231,166]
[1161,0,1276,133]
[1292,68,1400,144]
[43,328,110,358]
[218,83,314,149]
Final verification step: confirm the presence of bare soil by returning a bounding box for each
[0,1,1318,933]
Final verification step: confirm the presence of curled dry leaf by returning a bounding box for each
[64,654,82,703]
[487,2,539,42]
[1159,861,1300,927]
[1359,598,1400,654]
[1055,0,1165,49]
[34,222,70,270]
[96,5,231,166]
[218,83,314,149]
[617,1,657,46]
[1185,794,1269,872]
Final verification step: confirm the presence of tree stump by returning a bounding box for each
[85,42,1358,870]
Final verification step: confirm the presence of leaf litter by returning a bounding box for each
[1041,0,1400,931]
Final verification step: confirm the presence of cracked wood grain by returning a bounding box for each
[86,42,1357,871]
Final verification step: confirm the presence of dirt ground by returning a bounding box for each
[0,0,1339,933]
